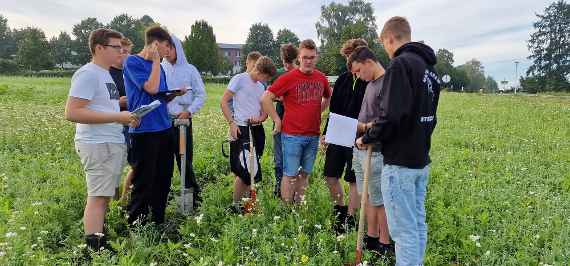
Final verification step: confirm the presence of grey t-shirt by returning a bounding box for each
[227,72,265,126]
[358,76,384,123]
[69,63,124,144]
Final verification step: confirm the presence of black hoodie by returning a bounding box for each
[362,42,440,169]
[323,71,368,135]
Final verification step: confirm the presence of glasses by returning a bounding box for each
[103,44,122,51]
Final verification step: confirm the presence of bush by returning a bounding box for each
[0,59,19,74]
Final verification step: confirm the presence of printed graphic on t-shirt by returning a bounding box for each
[105,83,120,100]
[295,80,324,104]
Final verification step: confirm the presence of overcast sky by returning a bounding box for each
[3,0,553,83]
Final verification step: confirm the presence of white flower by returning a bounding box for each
[485,250,491,256]
[184,243,192,249]
[217,261,223,266]
[40,230,48,235]
[19,226,26,231]
[273,216,280,221]
[5,232,17,238]
[189,233,196,238]
[210,237,218,242]
[469,235,480,242]
[31,201,43,206]
[34,211,39,215]
[195,214,204,224]
[0,242,7,246]
[336,234,345,242]
[78,244,87,249]
[475,242,481,247]
[94,232,105,237]
[333,250,338,254]
[0,251,5,257]
[150,262,157,266]
[31,244,38,249]
[314,224,322,230]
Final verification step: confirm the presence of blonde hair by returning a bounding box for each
[380,16,411,41]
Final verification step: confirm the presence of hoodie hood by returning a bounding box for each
[395,42,437,66]
[161,35,192,90]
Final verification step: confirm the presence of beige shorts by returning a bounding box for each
[75,142,127,197]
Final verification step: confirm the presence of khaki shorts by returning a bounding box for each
[75,142,127,197]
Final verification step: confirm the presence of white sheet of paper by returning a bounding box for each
[325,113,358,148]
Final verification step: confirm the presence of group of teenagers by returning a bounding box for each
[65,15,440,266]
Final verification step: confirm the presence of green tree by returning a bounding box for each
[241,23,277,70]
[108,13,145,52]
[275,28,300,46]
[450,67,470,91]
[49,31,73,69]
[16,27,53,71]
[183,20,220,74]
[71,17,104,65]
[527,0,570,92]
[0,14,15,59]
[458,59,486,91]
[315,0,378,75]
[485,76,499,93]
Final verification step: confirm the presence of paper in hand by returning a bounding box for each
[132,100,161,118]
[324,113,358,148]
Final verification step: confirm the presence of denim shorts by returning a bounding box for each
[281,133,319,176]
[352,148,384,206]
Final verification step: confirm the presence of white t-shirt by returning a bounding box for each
[227,72,265,126]
[69,63,124,144]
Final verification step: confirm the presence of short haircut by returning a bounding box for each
[340,38,368,57]
[347,46,378,70]
[299,39,317,50]
[89,28,123,55]
[246,51,263,62]
[120,37,133,48]
[380,16,411,41]
[280,43,298,64]
[144,25,172,46]
[254,56,277,77]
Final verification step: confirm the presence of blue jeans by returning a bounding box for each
[273,132,283,196]
[281,133,319,177]
[381,164,429,266]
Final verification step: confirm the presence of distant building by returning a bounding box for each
[218,43,243,74]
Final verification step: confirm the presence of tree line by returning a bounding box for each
[0,0,567,92]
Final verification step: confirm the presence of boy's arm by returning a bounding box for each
[65,96,133,125]
[142,59,161,95]
[261,91,280,134]
[362,60,412,144]
[188,66,207,114]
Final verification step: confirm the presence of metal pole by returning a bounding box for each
[514,61,519,94]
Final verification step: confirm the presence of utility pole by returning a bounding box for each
[514,61,520,94]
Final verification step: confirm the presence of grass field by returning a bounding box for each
[0,76,569,265]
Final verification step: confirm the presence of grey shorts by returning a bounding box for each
[75,142,127,197]
[352,148,384,206]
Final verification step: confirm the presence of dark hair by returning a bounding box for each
[340,38,368,57]
[89,28,123,55]
[246,51,263,62]
[280,43,298,64]
[144,25,172,46]
[299,39,317,50]
[380,16,412,41]
[254,56,277,77]
[347,46,378,70]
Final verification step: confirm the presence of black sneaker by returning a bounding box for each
[363,235,390,256]
[379,242,395,257]
[226,204,244,215]
[332,205,347,234]
[84,233,116,254]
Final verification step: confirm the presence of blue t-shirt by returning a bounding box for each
[123,55,171,133]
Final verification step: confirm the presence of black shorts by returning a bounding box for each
[323,144,356,183]
[229,125,265,186]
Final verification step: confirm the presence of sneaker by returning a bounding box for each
[226,204,244,215]
[332,205,347,234]
[363,235,390,256]
[84,233,116,254]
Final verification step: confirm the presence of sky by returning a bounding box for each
[2,0,553,84]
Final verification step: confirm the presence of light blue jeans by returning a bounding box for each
[381,164,430,266]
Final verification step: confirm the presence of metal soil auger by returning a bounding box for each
[174,118,194,215]
[243,124,257,214]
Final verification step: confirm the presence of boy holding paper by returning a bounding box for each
[355,16,440,265]
[349,46,394,256]
[65,28,139,252]
[123,26,184,225]
[322,38,368,233]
